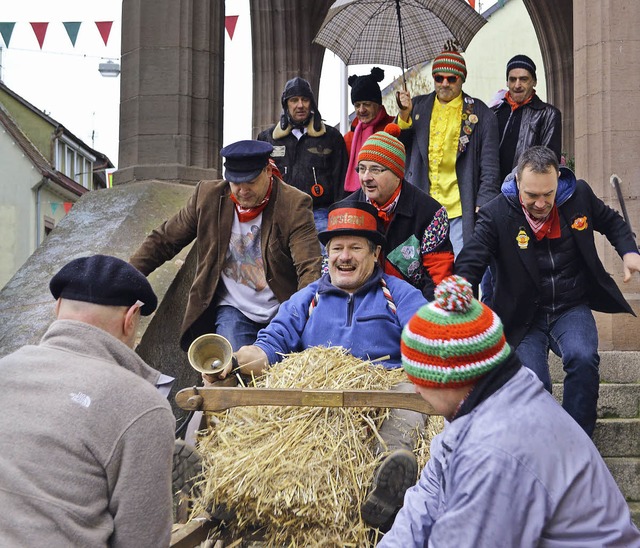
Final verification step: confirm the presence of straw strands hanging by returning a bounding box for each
[191,346,443,547]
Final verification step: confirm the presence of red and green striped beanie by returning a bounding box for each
[432,48,467,82]
[357,123,406,180]
[401,275,510,388]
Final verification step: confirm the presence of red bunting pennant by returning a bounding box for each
[225,15,239,40]
[30,22,49,49]
[95,21,113,46]
[63,202,73,214]
[468,0,476,8]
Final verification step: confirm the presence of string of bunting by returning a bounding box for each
[0,21,114,49]
[0,15,241,49]
[49,202,74,215]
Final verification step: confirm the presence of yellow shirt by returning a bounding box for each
[428,94,463,219]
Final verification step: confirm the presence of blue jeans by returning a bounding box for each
[213,305,267,351]
[515,305,600,436]
[449,217,464,258]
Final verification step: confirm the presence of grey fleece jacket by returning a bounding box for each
[0,320,176,547]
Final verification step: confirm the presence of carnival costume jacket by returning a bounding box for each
[130,178,322,349]
[255,266,426,369]
[399,91,501,243]
[493,94,562,181]
[379,358,640,547]
[347,184,454,300]
[0,320,176,548]
[455,168,638,347]
[257,119,348,210]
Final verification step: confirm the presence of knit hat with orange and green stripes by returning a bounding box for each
[357,123,406,180]
[401,275,511,388]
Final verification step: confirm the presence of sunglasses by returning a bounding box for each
[434,75,459,84]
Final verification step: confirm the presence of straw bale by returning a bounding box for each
[192,346,443,547]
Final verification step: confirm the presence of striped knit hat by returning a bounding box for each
[357,123,406,179]
[401,275,511,388]
[432,46,467,82]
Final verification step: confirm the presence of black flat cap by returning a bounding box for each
[50,255,157,316]
[220,140,273,183]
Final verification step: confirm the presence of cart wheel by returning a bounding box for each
[173,440,202,523]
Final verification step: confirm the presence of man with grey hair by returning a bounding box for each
[455,146,640,437]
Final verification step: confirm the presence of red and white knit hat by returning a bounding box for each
[357,123,406,180]
[401,275,510,388]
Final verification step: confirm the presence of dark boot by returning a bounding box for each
[361,448,418,528]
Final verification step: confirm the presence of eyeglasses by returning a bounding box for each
[434,75,459,84]
[356,165,388,176]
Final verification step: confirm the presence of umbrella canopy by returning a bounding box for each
[314,0,487,70]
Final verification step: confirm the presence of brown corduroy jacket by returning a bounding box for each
[130,178,322,349]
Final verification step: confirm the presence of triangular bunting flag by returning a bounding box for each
[225,15,239,40]
[50,202,59,215]
[30,22,49,49]
[95,21,113,46]
[468,0,476,8]
[63,22,82,47]
[63,202,73,214]
[0,22,16,47]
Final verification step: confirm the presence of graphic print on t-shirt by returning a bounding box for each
[222,224,267,291]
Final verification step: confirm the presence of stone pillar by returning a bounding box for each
[249,0,333,137]
[574,0,640,349]
[115,0,224,185]
[522,0,574,158]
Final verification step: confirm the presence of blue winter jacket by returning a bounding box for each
[254,267,426,369]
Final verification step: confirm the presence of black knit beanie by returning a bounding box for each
[348,67,384,105]
[506,54,537,81]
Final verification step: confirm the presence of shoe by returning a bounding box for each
[361,449,418,528]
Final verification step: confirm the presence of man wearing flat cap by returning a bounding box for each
[130,139,322,352]
[0,255,176,547]
[257,77,348,234]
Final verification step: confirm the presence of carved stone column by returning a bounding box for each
[574,0,640,349]
[115,0,224,184]
[249,0,333,137]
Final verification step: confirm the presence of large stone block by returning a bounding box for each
[0,181,199,420]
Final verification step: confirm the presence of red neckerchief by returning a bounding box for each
[370,182,402,227]
[505,89,535,111]
[520,196,561,241]
[230,177,273,222]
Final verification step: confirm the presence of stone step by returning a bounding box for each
[629,502,640,529]
[604,457,640,501]
[549,351,640,384]
[552,384,640,419]
[593,419,640,458]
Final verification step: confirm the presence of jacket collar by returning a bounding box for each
[272,117,327,140]
[40,320,163,386]
[501,166,577,210]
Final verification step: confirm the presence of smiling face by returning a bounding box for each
[507,68,536,104]
[433,72,463,104]
[354,101,381,124]
[517,166,559,220]
[228,165,272,208]
[327,235,380,292]
[287,96,311,124]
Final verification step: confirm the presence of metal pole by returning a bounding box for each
[339,60,349,134]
